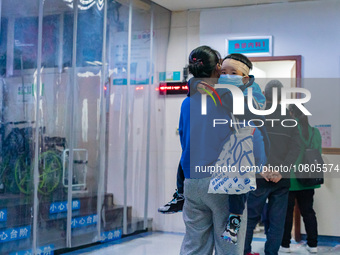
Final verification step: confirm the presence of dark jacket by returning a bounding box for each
[289,124,322,191]
[257,103,301,188]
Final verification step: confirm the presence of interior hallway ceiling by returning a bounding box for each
[151,0,328,11]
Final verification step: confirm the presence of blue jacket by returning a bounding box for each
[179,92,232,178]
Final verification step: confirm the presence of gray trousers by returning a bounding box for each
[180,178,246,255]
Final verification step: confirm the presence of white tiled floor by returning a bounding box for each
[65,232,340,255]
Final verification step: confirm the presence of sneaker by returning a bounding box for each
[221,215,241,245]
[258,222,265,231]
[158,190,184,214]
[280,246,291,253]
[246,252,260,255]
[306,245,318,253]
[253,223,261,233]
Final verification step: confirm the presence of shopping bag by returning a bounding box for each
[208,119,257,194]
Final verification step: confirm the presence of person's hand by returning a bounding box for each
[197,81,213,94]
[269,172,282,183]
[260,166,270,182]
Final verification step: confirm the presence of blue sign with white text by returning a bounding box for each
[10,244,54,255]
[49,200,80,214]
[71,214,97,228]
[101,229,122,243]
[227,37,272,55]
[0,209,7,222]
[0,225,31,243]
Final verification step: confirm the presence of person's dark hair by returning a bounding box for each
[264,80,283,103]
[188,46,221,78]
[223,53,253,71]
[289,104,309,140]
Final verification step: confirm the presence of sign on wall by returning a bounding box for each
[111,31,153,85]
[0,209,7,222]
[16,83,45,104]
[71,214,97,228]
[101,229,122,243]
[315,124,331,148]
[0,225,31,243]
[226,36,272,56]
[49,200,81,214]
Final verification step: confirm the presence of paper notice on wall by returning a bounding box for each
[315,124,331,147]
[17,84,34,104]
[111,31,153,85]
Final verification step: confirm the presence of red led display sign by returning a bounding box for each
[158,82,188,95]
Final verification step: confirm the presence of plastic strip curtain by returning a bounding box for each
[32,1,44,253]
[67,0,106,248]
[66,0,78,248]
[106,0,170,238]
[97,0,108,241]
[0,1,40,254]
[123,0,132,235]
[144,4,154,230]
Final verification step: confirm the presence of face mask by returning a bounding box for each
[218,74,244,87]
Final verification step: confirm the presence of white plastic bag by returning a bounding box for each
[208,118,257,194]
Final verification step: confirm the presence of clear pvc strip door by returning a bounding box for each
[106,0,171,237]
[0,0,171,253]
[0,0,39,254]
[106,0,153,236]
[38,0,106,251]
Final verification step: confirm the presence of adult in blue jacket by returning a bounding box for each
[179,46,266,255]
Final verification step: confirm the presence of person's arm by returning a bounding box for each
[270,125,302,183]
[281,125,302,176]
[258,125,270,159]
[252,127,267,172]
[244,83,266,110]
[252,126,271,182]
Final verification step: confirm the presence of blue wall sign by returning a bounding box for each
[159,72,166,82]
[0,209,7,222]
[10,244,54,255]
[0,225,31,243]
[101,229,122,243]
[226,36,272,56]
[49,200,80,214]
[71,214,97,228]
